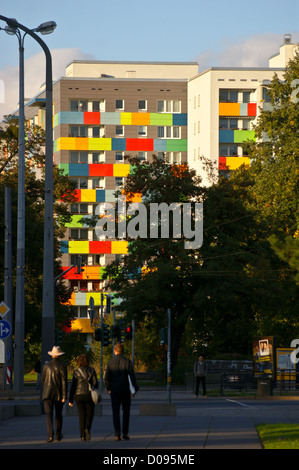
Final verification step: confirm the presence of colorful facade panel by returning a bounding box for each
[219,156,250,170]
[219,103,257,117]
[60,240,128,254]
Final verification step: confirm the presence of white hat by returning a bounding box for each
[48,345,65,357]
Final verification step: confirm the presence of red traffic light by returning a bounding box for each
[125,326,132,340]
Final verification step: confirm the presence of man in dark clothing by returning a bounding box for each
[104,342,139,441]
[41,345,68,442]
[193,355,208,398]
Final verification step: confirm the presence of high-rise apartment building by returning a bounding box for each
[22,36,297,342]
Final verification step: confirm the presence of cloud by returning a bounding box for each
[196,33,298,71]
[0,48,94,120]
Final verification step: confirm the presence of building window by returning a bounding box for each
[70,100,88,112]
[157,126,180,138]
[138,152,146,161]
[115,125,124,136]
[138,126,147,136]
[219,90,238,103]
[115,152,124,162]
[138,100,147,110]
[70,126,88,137]
[115,177,124,187]
[219,118,238,130]
[115,99,124,110]
[71,177,88,189]
[70,151,88,163]
[92,177,104,189]
[70,203,88,214]
[70,228,88,240]
[157,100,181,113]
[219,144,239,156]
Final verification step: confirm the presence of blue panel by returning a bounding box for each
[153,139,167,151]
[112,138,126,151]
[68,163,89,176]
[173,113,187,126]
[60,111,84,124]
[96,189,106,202]
[60,241,69,253]
[219,130,234,143]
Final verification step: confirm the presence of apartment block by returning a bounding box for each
[22,37,297,341]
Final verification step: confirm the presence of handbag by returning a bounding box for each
[78,368,102,404]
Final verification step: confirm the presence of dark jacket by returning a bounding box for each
[41,358,68,401]
[104,354,139,394]
[194,360,207,377]
[69,366,98,403]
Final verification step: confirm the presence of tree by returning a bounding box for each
[0,117,77,364]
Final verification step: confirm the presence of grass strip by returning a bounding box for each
[257,423,299,449]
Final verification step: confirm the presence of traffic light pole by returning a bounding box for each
[167,309,171,404]
[100,293,103,392]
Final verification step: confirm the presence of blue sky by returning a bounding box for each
[0,0,298,117]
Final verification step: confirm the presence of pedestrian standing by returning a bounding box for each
[69,353,98,441]
[193,355,208,398]
[104,343,139,441]
[41,345,68,442]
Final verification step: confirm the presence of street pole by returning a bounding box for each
[100,293,104,391]
[167,308,171,404]
[4,187,13,390]
[0,16,56,388]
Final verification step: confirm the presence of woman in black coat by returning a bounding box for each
[69,353,98,441]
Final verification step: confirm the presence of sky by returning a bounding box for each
[0,0,298,119]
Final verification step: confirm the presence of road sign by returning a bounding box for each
[0,340,4,363]
[0,301,9,318]
[89,296,94,309]
[0,320,11,340]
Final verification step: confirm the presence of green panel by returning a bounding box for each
[150,113,173,126]
[233,130,255,143]
[65,214,84,228]
[166,139,187,152]
[58,163,69,175]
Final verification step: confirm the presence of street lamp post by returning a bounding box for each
[0,17,56,390]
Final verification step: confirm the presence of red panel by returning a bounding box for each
[83,112,101,125]
[89,241,111,254]
[247,103,257,116]
[126,138,154,151]
[60,266,83,280]
[89,163,114,176]
[219,157,227,170]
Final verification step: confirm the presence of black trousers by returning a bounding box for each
[110,390,131,436]
[75,393,95,438]
[195,376,206,396]
[43,399,64,438]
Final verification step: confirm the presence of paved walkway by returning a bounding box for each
[1,389,299,453]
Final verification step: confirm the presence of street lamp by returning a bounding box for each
[0,16,56,391]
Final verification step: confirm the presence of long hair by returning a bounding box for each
[77,353,89,367]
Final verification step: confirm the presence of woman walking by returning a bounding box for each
[69,354,98,441]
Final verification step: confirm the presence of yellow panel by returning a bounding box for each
[111,240,128,254]
[80,189,96,202]
[219,103,240,116]
[120,113,132,125]
[58,137,77,150]
[86,292,102,306]
[113,164,130,177]
[75,138,89,151]
[71,318,94,333]
[131,113,150,125]
[88,138,112,150]
[69,240,89,253]
[226,157,250,170]
[122,191,142,202]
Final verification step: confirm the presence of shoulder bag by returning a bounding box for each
[78,368,102,404]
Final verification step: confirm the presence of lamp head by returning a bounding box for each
[35,21,57,35]
[4,18,18,35]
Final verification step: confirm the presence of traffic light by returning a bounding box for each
[125,325,132,340]
[102,324,110,347]
[95,328,102,341]
[106,296,111,313]
[76,255,85,275]
[110,324,120,339]
[117,319,126,342]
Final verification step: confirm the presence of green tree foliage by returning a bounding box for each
[0,117,77,364]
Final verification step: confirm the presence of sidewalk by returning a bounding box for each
[0,388,274,451]
[2,388,299,452]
